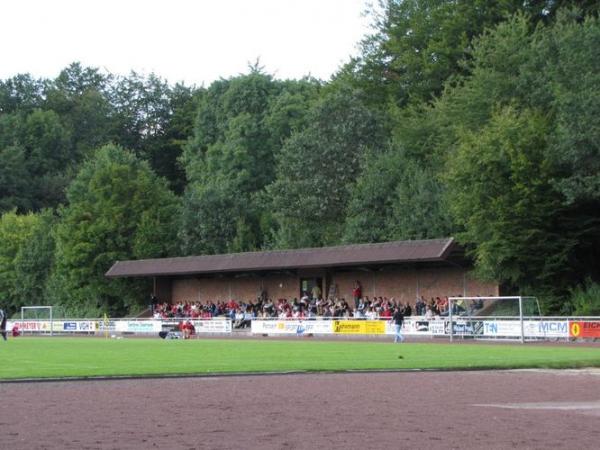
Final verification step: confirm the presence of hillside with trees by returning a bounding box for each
[0,1,598,316]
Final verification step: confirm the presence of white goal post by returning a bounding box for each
[448,296,542,343]
[20,306,54,336]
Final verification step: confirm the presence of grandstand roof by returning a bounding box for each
[106,238,460,278]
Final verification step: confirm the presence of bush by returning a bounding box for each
[571,280,600,316]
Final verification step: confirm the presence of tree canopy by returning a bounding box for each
[49,144,180,316]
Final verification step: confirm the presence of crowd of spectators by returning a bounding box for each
[152,292,464,325]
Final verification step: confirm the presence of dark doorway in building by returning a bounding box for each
[300,278,323,299]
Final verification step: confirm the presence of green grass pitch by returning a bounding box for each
[1,337,599,380]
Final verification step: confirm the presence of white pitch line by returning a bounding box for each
[474,401,600,413]
[509,368,600,376]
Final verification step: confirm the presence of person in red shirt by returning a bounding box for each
[179,320,195,339]
[380,305,392,319]
[352,281,362,310]
[186,320,195,338]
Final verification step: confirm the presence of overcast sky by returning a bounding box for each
[1,0,372,86]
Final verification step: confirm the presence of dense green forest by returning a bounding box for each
[1,1,599,317]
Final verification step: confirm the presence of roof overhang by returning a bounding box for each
[106,238,460,278]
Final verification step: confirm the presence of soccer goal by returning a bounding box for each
[447,296,542,343]
[20,306,54,336]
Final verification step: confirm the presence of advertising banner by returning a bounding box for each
[62,321,96,332]
[482,320,521,337]
[8,320,52,332]
[191,319,232,333]
[570,321,600,339]
[428,321,446,336]
[445,320,484,336]
[401,319,438,335]
[8,320,96,333]
[412,320,431,334]
[481,320,569,338]
[524,320,568,338]
[333,320,386,335]
[115,321,162,333]
[96,320,116,332]
[251,320,333,335]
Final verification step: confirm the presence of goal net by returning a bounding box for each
[447,296,543,343]
[20,306,54,336]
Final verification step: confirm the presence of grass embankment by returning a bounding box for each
[1,338,599,380]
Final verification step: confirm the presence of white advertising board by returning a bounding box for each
[405,319,445,336]
[8,320,97,333]
[524,320,569,338]
[8,320,53,332]
[252,319,448,336]
[61,321,96,332]
[482,320,569,338]
[251,320,334,335]
[115,321,162,333]
[191,319,232,333]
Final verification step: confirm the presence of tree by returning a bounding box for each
[0,210,38,314]
[388,157,453,241]
[343,147,405,244]
[50,144,180,316]
[179,179,254,256]
[111,73,198,191]
[180,70,315,254]
[268,87,385,248]
[44,62,114,160]
[0,144,29,212]
[0,109,72,212]
[14,209,57,309]
[263,78,321,147]
[544,13,600,204]
[445,108,578,311]
[0,74,45,114]
[182,69,281,186]
[344,143,453,244]
[433,12,600,310]
[340,0,528,107]
[340,1,596,109]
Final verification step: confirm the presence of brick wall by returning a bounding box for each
[333,267,498,304]
[172,274,298,304]
[170,267,498,305]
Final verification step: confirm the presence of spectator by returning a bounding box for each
[179,320,195,339]
[424,306,434,319]
[357,297,367,315]
[415,296,426,316]
[149,293,158,313]
[429,298,439,315]
[352,280,362,310]
[234,308,252,328]
[311,284,322,300]
[365,307,377,320]
[380,304,392,319]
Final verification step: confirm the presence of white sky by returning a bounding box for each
[1,0,372,86]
